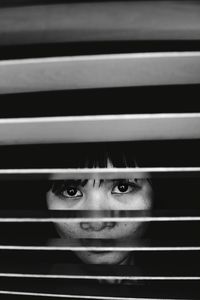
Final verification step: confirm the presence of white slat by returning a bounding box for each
[1,273,200,281]
[0,113,199,144]
[2,237,199,251]
[0,1,200,45]
[1,262,199,280]
[0,52,200,94]
[2,246,199,251]
[1,210,200,222]
[0,290,180,300]
[0,216,200,223]
[0,167,199,180]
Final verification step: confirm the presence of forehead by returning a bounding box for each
[52,179,116,190]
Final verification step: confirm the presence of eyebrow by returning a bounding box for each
[51,179,112,194]
[60,179,105,188]
[51,179,88,194]
[51,178,141,194]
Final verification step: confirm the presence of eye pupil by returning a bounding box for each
[118,184,128,192]
[67,188,77,196]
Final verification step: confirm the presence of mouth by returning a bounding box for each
[88,250,113,255]
[79,238,117,246]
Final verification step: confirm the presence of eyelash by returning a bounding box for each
[60,186,82,199]
[111,180,140,195]
[55,179,140,199]
[52,181,82,199]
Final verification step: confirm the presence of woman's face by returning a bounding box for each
[46,174,153,265]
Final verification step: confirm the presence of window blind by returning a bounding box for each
[0,1,200,299]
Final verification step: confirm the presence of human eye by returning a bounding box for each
[111,179,140,195]
[61,186,83,198]
[52,181,83,199]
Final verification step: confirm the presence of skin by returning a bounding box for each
[46,169,153,265]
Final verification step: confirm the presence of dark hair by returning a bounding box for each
[50,142,139,168]
[49,141,142,196]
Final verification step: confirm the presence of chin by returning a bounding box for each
[75,251,130,265]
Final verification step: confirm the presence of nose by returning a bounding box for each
[80,181,116,232]
[82,181,110,211]
[80,221,115,231]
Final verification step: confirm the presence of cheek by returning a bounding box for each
[127,192,153,210]
[114,222,146,239]
[54,222,81,239]
[46,192,69,210]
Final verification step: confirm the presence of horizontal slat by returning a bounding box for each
[0,290,180,300]
[0,1,200,45]
[0,275,198,299]
[1,238,200,251]
[0,167,199,180]
[1,210,200,222]
[0,114,200,144]
[0,263,200,280]
[1,274,200,281]
[1,52,200,94]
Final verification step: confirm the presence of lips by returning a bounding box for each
[79,238,116,248]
